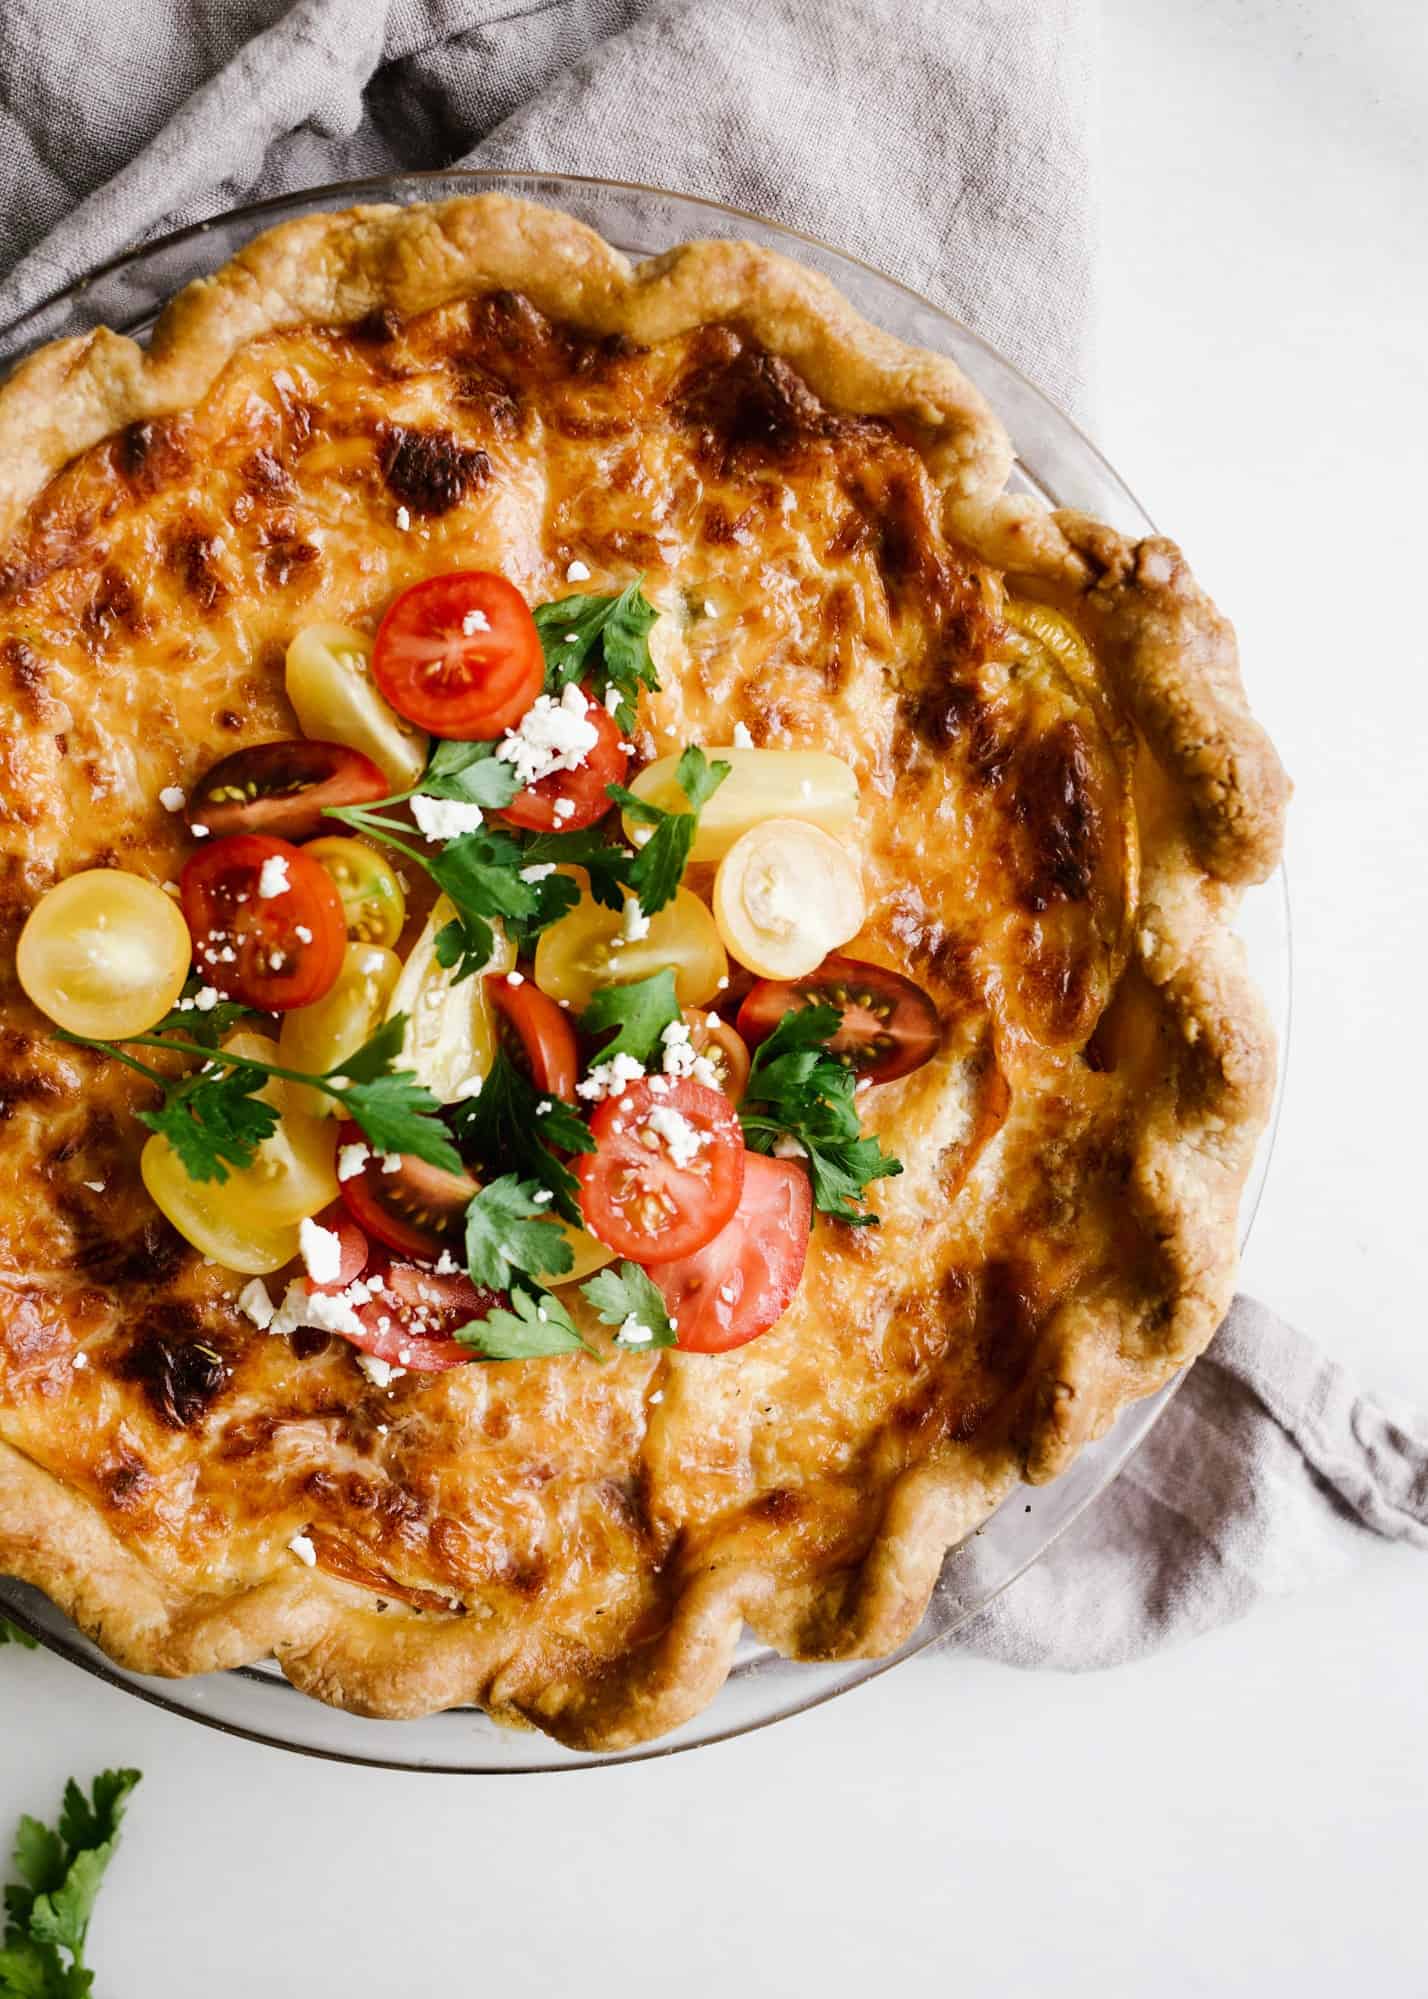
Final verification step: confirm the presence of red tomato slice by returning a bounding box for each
[186,740,390,843]
[576,1078,744,1265]
[371,571,544,739]
[335,1123,479,1261]
[487,976,579,1102]
[737,954,942,1085]
[181,832,346,1011]
[347,1264,498,1373]
[303,1203,369,1296]
[498,690,628,832]
[682,1008,751,1103]
[652,1153,811,1353]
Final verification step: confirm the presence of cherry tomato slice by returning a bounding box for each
[682,1008,751,1103]
[498,691,628,832]
[186,740,390,843]
[303,1203,369,1296]
[371,571,544,739]
[181,833,346,1011]
[652,1153,812,1353]
[737,954,942,1084]
[335,1122,478,1261]
[486,975,579,1102]
[576,1078,744,1265]
[347,1264,497,1373]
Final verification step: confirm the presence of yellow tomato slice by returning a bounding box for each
[278,942,401,1118]
[533,887,727,1012]
[547,1222,617,1286]
[305,836,407,947]
[141,1031,338,1272]
[285,623,428,788]
[16,870,192,1040]
[713,819,865,979]
[622,747,858,864]
[385,896,514,1103]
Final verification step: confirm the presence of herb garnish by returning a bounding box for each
[54,1015,462,1183]
[0,1620,36,1651]
[533,580,660,731]
[606,744,730,916]
[1,1768,141,1997]
[454,1284,594,1363]
[579,1261,678,1350]
[739,1005,902,1224]
[463,1174,573,1291]
[448,1049,593,1226]
[579,969,681,1065]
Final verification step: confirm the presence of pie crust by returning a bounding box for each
[0,197,1288,1747]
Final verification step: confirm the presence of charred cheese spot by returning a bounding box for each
[377,425,490,517]
[120,1321,231,1429]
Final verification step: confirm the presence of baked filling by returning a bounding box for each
[0,198,1287,1747]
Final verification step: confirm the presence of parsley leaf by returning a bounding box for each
[135,1067,280,1184]
[579,970,681,1065]
[533,579,660,730]
[740,1005,902,1224]
[420,738,522,811]
[607,745,730,916]
[337,1075,464,1175]
[453,1284,593,1362]
[0,1621,36,1651]
[579,1261,677,1349]
[464,1175,574,1291]
[147,977,255,1049]
[2,1769,140,1993]
[449,1051,594,1227]
[519,826,629,912]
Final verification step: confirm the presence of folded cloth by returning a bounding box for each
[0,0,1423,1668]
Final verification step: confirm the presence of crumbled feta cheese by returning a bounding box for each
[161,880,181,897]
[659,1020,721,1090]
[299,1216,343,1286]
[297,1289,365,1337]
[506,970,525,986]
[237,1279,275,1330]
[565,558,591,582]
[494,682,599,788]
[410,793,485,843]
[461,607,491,635]
[337,1141,370,1181]
[519,862,557,883]
[356,1353,400,1388]
[618,1314,654,1346]
[159,785,186,812]
[452,1074,484,1101]
[379,1152,402,1173]
[535,1099,552,1116]
[288,1533,318,1567]
[433,1249,460,1275]
[552,797,575,820]
[294,924,312,944]
[189,822,209,838]
[257,854,290,899]
[772,1133,809,1159]
[649,1389,664,1404]
[83,1179,106,1193]
[620,896,651,943]
[395,505,411,531]
[732,720,754,748]
[577,1052,647,1102]
[645,1104,705,1168]
[702,599,717,617]
[532,1190,553,1205]
[647,1074,673,1096]
[603,684,624,716]
[72,1351,89,1370]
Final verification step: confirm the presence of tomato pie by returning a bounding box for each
[0,196,1288,1748]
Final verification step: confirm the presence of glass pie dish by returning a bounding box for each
[0,172,1291,1771]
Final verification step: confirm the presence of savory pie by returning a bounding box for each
[0,195,1287,1749]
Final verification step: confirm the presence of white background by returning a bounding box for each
[5,1,1426,1990]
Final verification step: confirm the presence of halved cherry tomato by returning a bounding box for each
[186,740,390,843]
[652,1153,811,1353]
[498,691,628,832]
[371,571,544,739]
[347,1264,498,1373]
[487,975,579,1102]
[181,833,346,1011]
[576,1078,744,1265]
[335,1121,478,1261]
[303,1204,369,1296]
[737,954,942,1084]
[682,1008,751,1103]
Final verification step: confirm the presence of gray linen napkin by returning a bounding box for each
[0,0,1423,1668]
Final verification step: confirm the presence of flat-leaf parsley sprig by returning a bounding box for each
[1,1767,140,1998]
[53,1014,462,1183]
[534,579,660,731]
[739,1005,903,1225]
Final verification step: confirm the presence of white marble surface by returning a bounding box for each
[4,2,1426,1990]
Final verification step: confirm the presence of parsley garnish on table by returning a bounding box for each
[53,1015,462,1183]
[534,579,660,731]
[739,1005,903,1224]
[1,1769,140,1998]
